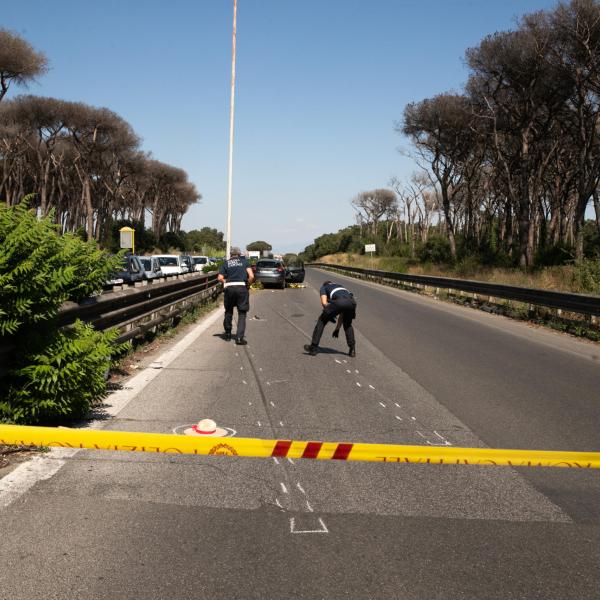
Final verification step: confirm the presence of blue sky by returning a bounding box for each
[2,0,558,253]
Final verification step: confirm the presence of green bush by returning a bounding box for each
[418,235,452,264]
[572,258,600,295]
[0,201,124,424]
[1,323,120,424]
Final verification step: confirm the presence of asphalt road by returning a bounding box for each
[1,267,599,599]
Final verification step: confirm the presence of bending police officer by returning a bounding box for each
[217,247,254,345]
[304,280,357,357]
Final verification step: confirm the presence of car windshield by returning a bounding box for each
[193,257,207,264]
[140,259,151,270]
[157,257,178,266]
[257,260,279,268]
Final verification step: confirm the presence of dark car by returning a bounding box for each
[108,255,145,285]
[285,261,305,283]
[253,259,286,289]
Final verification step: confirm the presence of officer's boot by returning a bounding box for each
[224,331,232,341]
[235,337,247,345]
[348,344,356,357]
[303,344,318,356]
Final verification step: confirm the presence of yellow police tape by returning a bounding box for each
[1,424,599,468]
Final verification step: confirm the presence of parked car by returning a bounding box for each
[154,254,186,275]
[107,254,145,285]
[181,255,194,274]
[139,256,163,280]
[191,255,211,272]
[253,258,286,289]
[285,261,305,283]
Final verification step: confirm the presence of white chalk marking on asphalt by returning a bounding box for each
[242,380,247,385]
[275,498,283,508]
[346,369,351,373]
[279,421,284,427]
[289,517,329,534]
[266,382,271,386]
[240,366,244,371]
[394,402,401,408]
[248,402,252,406]
[355,369,359,374]
[305,500,314,512]
[257,421,262,427]
[296,482,306,495]
[356,382,362,387]
[411,416,417,421]
[434,430,450,444]
[335,359,342,364]
[342,360,348,364]
[379,401,386,408]
[259,367,263,372]
[287,457,295,465]
[1,306,225,508]
[395,415,403,421]
[270,401,276,407]
[280,482,289,494]
[235,353,239,357]
[369,384,375,390]
[273,457,280,465]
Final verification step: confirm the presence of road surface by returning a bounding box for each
[1,267,599,599]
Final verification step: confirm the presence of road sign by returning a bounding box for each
[365,244,376,253]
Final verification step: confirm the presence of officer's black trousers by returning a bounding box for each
[311,297,356,348]
[223,285,249,339]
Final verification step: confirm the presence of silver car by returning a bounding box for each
[139,256,164,280]
[254,259,286,289]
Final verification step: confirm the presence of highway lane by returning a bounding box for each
[304,267,600,523]
[0,273,599,599]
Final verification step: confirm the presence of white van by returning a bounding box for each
[154,254,185,275]
[191,255,213,272]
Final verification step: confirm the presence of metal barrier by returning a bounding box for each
[308,263,600,317]
[0,272,222,375]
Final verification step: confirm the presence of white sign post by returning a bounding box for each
[365,243,376,269]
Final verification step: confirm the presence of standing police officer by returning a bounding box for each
[217,247,254,344]
[304,280,357,357]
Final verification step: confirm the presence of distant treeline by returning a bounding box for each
[0,29,199,246]
[305,1,600,268]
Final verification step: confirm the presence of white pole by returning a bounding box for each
[226,0,238,259]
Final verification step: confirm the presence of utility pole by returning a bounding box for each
[225,0,238,258]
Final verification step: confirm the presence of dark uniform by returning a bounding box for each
[219,255,251,341]
[307,282,357,355]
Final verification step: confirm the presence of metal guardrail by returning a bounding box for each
[308,263,600,317]
[0,272,222,376]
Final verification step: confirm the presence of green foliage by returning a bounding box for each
[0,201,120,334]
[418,235,452,264]
[202,261,222,273]
[184,228,226,253]
[0,201,124,424]
[0,323,120,424]
[158,231,186,252]
[246,240,272,252]
[572,258,600,294]
[106,219,157,255]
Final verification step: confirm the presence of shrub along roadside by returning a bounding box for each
[0,201,124,424]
